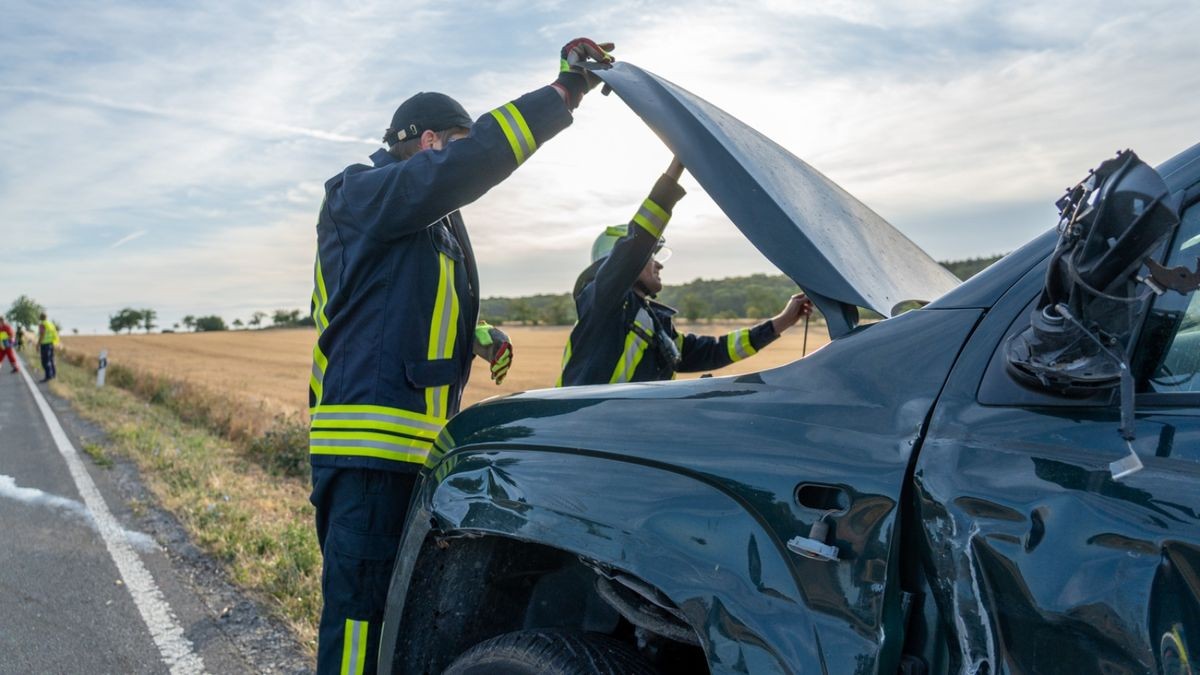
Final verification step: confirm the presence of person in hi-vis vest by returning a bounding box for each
[37,312,59,382]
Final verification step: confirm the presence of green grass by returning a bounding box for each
[81,441,114,468]
[48,354,319,651]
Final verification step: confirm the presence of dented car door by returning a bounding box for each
[913,174,1200,673]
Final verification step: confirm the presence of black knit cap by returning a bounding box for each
[384,92,473,146]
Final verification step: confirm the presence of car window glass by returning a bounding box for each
[1138,201,1200,393]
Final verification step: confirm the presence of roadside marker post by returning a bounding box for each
[97,350,108,388]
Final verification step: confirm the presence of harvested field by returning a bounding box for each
[63,321,830,419]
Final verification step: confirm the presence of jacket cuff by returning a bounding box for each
[751,320,780,349]
[648,174,687,212]
[633,175,686,238]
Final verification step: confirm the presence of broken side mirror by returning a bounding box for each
[1007,150,1181,393]
[1005,150,1184,479]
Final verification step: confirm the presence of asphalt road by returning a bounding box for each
[0,353,309,674]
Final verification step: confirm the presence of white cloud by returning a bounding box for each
[109,229,147,249]
[1,1,1198,330]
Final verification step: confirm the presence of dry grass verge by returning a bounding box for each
[59,349,309,477]
[49,353,319,651]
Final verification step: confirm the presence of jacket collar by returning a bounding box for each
[370,148,398,168]
[646,297,678,317]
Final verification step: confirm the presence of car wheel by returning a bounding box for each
[442,629,658,675]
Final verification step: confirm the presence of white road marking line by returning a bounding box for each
[17,356,207,674]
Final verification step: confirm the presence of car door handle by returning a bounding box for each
[787,515,840,562]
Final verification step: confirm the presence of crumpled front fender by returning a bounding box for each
[393,448,830,675]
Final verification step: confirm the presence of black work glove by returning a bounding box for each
[554,38,615,110]
[647,171,687,214]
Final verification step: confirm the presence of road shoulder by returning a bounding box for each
[35,354,312,673]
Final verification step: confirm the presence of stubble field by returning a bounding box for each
[63,321,830,419]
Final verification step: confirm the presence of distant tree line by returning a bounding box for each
[106,307,316,334]
[109,308,158,333]
[478,255,1004,325]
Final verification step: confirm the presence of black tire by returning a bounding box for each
[442,629,658,675]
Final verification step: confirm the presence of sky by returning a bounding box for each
[1,1,1198,333]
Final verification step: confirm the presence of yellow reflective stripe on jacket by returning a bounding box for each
[632,198,670,238]
[490,102,537,165]
[0,330,8,341]
[725,328,757,362]
[310,430,433,464]
[341,619,367,675]
[608,310,653,384]
[310,344,328,406]
[313,403,445,425]
[311,405,442,441]
[425,252,460,419]
[313,254,330,332]
[310,249,331,408]
[555,337,573,387]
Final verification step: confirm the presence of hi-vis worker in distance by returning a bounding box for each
[559,158,814,387]
[306,38,616,674]
[37,312,58,382]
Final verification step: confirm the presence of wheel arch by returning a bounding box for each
[380,446,822,674]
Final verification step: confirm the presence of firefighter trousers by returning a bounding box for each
[310,467,417,674]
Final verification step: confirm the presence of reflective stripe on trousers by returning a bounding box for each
[341,619,367,675]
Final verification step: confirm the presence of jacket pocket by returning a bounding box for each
[404,358,460,388]
[429,221,464,261]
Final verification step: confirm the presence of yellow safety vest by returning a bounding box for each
[41,320,59,345]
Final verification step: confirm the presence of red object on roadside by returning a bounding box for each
[0,321,17,372]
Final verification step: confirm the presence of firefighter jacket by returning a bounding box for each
[558,177,780,387]
[309,86,572,474]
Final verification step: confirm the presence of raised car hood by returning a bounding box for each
[595,62,961,336]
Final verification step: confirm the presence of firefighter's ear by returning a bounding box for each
[419,129,440,151]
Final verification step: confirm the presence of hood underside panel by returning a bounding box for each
[595,62,960,334]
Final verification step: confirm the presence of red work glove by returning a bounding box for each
[554,38,615,110]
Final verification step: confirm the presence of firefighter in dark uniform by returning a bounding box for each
[559,159,814,387]
[308,38,615,674]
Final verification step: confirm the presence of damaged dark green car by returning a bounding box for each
[379,63,1200,674]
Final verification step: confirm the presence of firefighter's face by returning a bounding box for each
[635,256,664,297]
